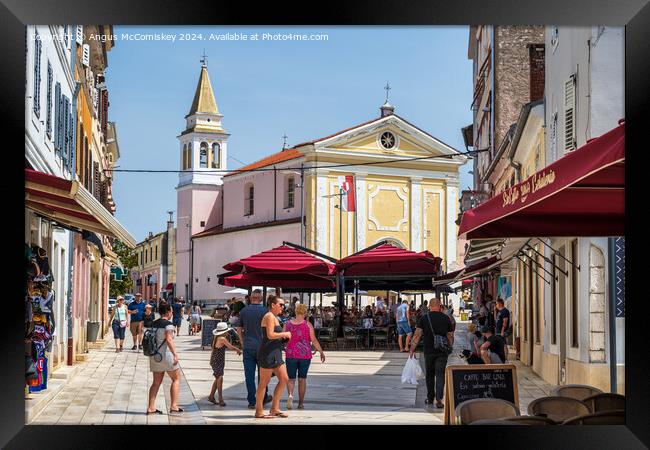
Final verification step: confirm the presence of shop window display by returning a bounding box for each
[25,243,55,393]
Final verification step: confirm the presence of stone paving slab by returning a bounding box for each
[30,315,555,425]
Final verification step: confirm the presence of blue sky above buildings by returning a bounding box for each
[106,26,474,242]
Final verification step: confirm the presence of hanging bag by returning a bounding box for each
[426,313,453,355]
[401,356,424,385]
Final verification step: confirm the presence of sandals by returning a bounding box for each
[255,413,276,419]
[270,411,289,418]
[219,401,227,407]
[208,397,226,407]
[146,409,163,415]
[207,397,218,405]
[297,404,305,410]
[169,408,184,415]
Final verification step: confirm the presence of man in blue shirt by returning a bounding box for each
[128,293,146,350]
[171,297,184,335]
[236,289,272,409]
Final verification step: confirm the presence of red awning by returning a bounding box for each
[432,257,501,286]
[221,272,336,290]
[458,121,625,239]
[25,169,136,247]
[336,243,442,276]
[223,245,335,275]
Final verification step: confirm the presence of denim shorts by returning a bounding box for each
[112,320,126,340]
[285,358,311,379]
[397,320,412,336]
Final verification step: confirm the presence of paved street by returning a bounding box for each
[29,317,552,425]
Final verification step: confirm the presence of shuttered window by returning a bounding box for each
[68,103,75,172]
[62,96,70,166]
[93,162,101,200]
[564,75,576,152]
[46,63,53,139]
[54,82,62,153]
[33,31,41,117]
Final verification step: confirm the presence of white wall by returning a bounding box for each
[192,222,300,301]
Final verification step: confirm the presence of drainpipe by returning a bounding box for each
[490,27,496,162]
[189,237,194,302]
[607,238,617,393]
[273,166,277,222]
[66,233,75,365]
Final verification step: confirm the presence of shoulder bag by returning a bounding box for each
[426,313,453,355]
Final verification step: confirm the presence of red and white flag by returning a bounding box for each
[338,175,356,212]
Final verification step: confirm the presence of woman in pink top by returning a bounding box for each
[283,303,325,410]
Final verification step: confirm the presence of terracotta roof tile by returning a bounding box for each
[223,148,303,177]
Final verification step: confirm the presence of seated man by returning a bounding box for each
[479,325,507,364]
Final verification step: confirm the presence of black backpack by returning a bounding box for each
[143,319,171,358]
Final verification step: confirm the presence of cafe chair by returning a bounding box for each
[456,398,520,425]
[469,418,519,425]
[499,415,557,425]
[318,327,338,350]
[562,410,625,425]
[527,396,590,423]
[551,384,603,401]
[580,393,625,414]
[343,326,362,350]
[371,327,390,350]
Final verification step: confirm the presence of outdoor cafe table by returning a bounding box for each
[354,326,392,349]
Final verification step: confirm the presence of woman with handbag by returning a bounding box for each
[111,296,129,352]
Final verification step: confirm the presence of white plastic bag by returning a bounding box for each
[401,356,424,385]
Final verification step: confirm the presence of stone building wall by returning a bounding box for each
[494,26,545,152]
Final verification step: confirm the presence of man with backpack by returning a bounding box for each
[409,298,454,409]
[145,303,184,415]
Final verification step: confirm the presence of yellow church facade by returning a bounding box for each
[298,107,467,269]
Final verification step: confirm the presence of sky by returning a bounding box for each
[106,26,474,242]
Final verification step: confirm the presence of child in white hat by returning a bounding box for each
[208,321,242,406]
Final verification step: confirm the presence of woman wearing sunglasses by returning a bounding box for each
[254,295,292,419]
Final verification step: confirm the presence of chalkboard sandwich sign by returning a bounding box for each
[443,364,519,425]
[201,319,219,349]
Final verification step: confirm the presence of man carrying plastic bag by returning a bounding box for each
[401,355,424,385]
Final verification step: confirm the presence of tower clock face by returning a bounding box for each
[379,131,397,150]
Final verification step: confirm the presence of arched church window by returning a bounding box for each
[379,238,405,249]
[211,143,220,168]
[244,183,254,216]
[199,142,208,168]
[285,176,295,209]
[182,144,187,170]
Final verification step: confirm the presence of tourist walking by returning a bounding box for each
[409,298,454,408]
[208,322,242,407]
[128,293,146,351]
[143,304,156,332]
[146,303,183,415]
[110,296,128,352]
[283,303,325,410]
[255,295,291,419]
[189,301,202,335]
[171,297,184,335]
[396,298,412,352]
[236,289,273,409]
[479,325,507,364]
[494,298,511,337]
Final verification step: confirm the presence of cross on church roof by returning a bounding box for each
[200,49,208,67]
[384,82,391,103]
[282,133,288,149]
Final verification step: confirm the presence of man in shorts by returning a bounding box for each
[128,293,146,351]
[395,298,412,352]
[171,297,184,335]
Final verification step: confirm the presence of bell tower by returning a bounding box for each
[176,56,228,300]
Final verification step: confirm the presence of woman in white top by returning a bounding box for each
[147,303,183,415]
[110,296,129,352]
[189,301,202,335]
